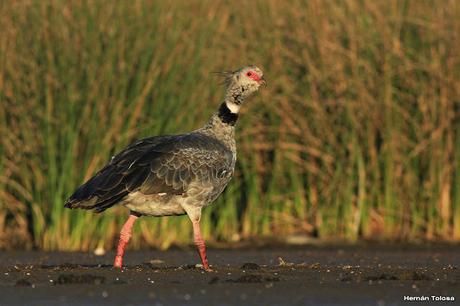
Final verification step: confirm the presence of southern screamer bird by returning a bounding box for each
[65,66,266,271]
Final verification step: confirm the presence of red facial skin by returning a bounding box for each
[246,71,263,83]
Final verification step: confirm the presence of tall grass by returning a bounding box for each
[1,0,459,250]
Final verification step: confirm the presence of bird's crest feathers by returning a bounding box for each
[213,70,235,87]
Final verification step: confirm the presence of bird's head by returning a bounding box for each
[220,65,266,104]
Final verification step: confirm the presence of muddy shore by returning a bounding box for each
[0,244,459,306]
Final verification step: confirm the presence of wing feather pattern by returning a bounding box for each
[64,133,234,213]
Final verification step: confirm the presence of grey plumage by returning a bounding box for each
[65,133,235,215]
[65,65,265,270]
[65,65,265,241]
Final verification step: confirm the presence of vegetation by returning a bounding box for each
[1,0,459,250]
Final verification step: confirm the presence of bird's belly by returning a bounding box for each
[122,192,186,217]
[184,179,231,207]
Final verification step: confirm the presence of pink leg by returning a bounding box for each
[192,220,210,271]
[113,213,139,268]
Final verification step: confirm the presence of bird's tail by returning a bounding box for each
[64,173,128,213]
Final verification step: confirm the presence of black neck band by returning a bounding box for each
[218,102,238,126]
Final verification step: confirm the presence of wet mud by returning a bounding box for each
[0,244,459,305]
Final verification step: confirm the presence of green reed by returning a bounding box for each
[1,0,459,251]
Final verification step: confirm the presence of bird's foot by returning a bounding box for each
[196,263,214,272]
[113,256,123,268]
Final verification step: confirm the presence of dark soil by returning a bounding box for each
[0,244,459,305]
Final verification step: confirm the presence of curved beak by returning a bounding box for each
[259,76,267,87]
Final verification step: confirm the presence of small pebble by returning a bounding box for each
[94,247,106,256]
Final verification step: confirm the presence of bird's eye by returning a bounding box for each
[246,71,252,77]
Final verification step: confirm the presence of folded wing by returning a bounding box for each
[64,133,233,213]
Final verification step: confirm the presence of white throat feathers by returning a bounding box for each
[226,101,240,114]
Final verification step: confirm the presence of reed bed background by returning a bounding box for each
[1,0,460,250]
